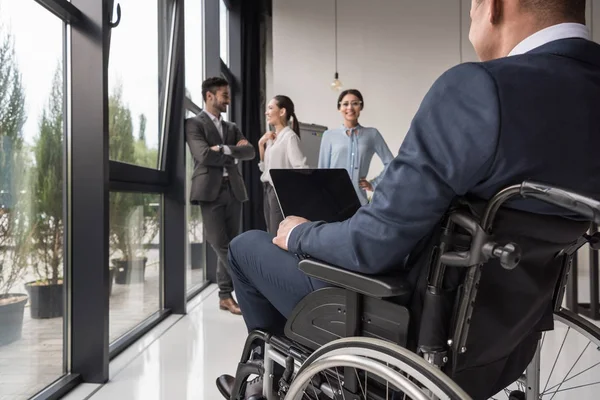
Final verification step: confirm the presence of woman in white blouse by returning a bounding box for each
[258,95,308,234]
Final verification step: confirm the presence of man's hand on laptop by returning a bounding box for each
[273,216,310,251]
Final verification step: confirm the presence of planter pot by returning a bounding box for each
[24,282,63,319]
[0,294,28,346]
[190,242,205,270]
[113,257,148,285]
[109,267,116,295]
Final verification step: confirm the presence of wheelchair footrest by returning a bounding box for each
[284,287,410,351]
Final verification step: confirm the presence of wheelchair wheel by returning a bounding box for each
[491,308,600,399]
[285,337,471,400]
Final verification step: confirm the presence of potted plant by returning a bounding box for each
[108,87,159,284]
[26,67,65,319]
[0,24,31,337]
[109,193,157,284]
[0,208,31,345]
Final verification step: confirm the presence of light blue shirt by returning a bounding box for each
[318,124,394,205]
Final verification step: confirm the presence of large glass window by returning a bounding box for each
[185,0,204,106]
[220,0,229,65]
[0,1,66,398]
[185,146,206,292]
[108,0,163,169]
[109,192,162,342]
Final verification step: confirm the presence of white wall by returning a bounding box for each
[268,0,600,275]
[268,0,598,179]
[269,0,465,179]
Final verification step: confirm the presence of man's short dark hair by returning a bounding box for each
[520,0,586,22]
[475,0,586,23]
[202,77,229,101]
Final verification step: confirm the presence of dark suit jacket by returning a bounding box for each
[185,112,255,203]
[288,37,600,399]
[289,37,600,274]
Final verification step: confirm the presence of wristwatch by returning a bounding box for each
[218,144,224,153]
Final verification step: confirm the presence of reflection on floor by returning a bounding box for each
[0,263,204,400]
[61,283,600,400]
[64,285,247,400]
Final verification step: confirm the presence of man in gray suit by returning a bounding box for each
[185,77,255,314]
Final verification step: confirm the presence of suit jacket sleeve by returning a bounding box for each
[227,124,256,161]
[288,63,501,275]
[185,118,234,167]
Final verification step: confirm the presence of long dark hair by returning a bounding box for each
[273,95,300,138]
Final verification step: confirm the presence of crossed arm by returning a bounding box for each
[227,125,256,161]
[185,119,255,167]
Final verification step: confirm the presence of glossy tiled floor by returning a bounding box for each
[60,282,600,400]
[63,285,247,400]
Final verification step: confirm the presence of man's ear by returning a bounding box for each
[489,0,504,25]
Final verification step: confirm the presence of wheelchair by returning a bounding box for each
[224,181,600,400]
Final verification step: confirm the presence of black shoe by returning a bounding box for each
[216,374,265,400]
[216,374,235,399]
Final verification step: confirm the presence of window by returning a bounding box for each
[108,0,164,169]
[183,107,206,292]
[109,192,162,342]
[220,0,229,66]
[185,0,204,107]
[186,145,207,292]
[0,1,66,398]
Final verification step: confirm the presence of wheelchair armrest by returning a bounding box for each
[298,259,411,299]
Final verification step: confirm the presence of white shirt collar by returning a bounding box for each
[203,109,222,123]
[508,23,590,56]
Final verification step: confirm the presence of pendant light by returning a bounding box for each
[330,0,342,91]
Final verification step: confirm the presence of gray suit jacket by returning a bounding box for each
[185,112,255,203]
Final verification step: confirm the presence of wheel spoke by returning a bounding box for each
[545,341,590,400]
[542,360,600,395]
[353,368,366,399]
[543,380,600,396]
[543,326,570,393]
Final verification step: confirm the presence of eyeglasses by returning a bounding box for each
[339,101,362,108]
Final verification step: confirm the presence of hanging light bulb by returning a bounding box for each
[331,72,342,91]
[329,0,342,91]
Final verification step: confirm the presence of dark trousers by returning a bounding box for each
[200,180,242,299]
[263,182,284,234]
[228,230,331,334]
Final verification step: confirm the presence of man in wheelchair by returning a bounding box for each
[218,1,600,399]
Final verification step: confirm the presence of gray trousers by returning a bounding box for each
[263,182,284,234]
[200,180,241,299]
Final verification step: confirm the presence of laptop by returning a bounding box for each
[270,169,362,223]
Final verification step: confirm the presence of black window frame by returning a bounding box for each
[14,0,249,399]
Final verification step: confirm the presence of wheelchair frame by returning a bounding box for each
[227,181,600,400]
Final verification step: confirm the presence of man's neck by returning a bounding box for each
[205,107,221,120]
[498,17,582,58]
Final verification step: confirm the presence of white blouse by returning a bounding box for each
[259,126,309,184]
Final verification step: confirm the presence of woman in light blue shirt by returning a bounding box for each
[318,89,394,205]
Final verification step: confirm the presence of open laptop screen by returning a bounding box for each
[270,169,362,223]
